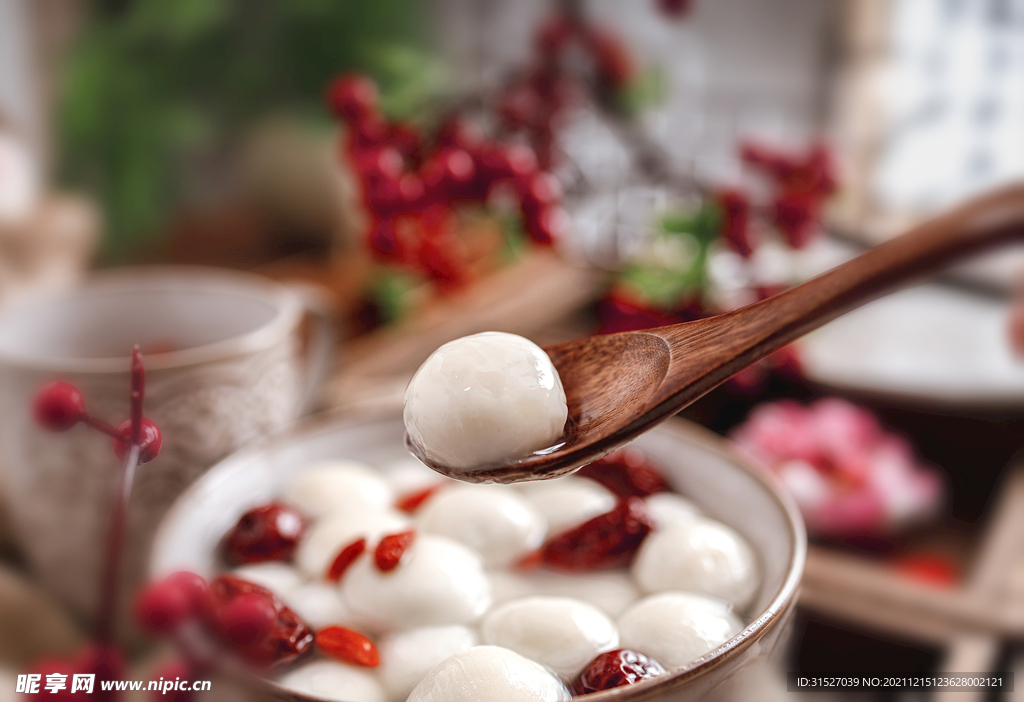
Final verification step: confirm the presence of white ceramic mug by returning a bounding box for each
[0,267,333,621]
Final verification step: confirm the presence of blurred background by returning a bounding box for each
[3,0,1024,700]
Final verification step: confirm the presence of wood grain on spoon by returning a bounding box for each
[409,183,1024,483]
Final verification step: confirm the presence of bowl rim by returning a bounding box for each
[152,409,807,701]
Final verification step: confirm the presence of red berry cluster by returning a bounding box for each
[498,14,638,169]
[328,75,568,290]
[721,141,838,256]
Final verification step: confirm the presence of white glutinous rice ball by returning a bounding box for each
[632,518,760,609]
[377,625,478,702]
[380,456,448,496]
[481,596,619,680]
[230,562,304,598]
[617,592,742,670]
[341,533,491,633]
[489,568,640,618]
[278,660,385,702]
[518,477,617,536]
[283,461,393,519]
[282,582,353,630]
[404,332,568,470]
[644,493,701,530]
[407,646,571,702]
[417,485,546,567]
[296,507,410,579]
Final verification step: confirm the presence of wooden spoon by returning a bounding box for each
[408,183,1024,483]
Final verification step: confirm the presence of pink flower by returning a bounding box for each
[731,398,943,537]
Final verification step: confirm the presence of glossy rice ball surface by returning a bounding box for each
[617,592,742,669]
[406,645,571,702]
[377,625,478,701]
[278,660,385,702]
[340,534,491,632]
[417,485,546,567]
[481,596,619,680]
[404,332,568,470]
[632,518,760,609]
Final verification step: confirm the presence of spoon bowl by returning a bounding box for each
[410,183,1024,482]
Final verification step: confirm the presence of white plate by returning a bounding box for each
[799,283,1024,407]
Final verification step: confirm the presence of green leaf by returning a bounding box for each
[615,66,666,118]
[55,0,431,260]
[371,269,422,324]
[498,213,528,264]
[616,199,723,309]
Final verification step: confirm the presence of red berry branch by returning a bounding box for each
[328,75,569,292]
[734,140,838,253]
[496,7,645,169]
[325,2,702,301]
[30,346,164,699]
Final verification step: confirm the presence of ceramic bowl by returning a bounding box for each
[151,411,805,702]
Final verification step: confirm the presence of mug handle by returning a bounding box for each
[287,282,336,414]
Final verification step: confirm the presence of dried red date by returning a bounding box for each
[541,498,654,570]
[327,538,367,582]
[572,649,667,694]
[578,448,670,498]
[316,626,380,668]
[209,575,313,668]
[375,530,416,572]
[221,503,306,566]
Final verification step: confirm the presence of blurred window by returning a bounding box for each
[872,0,1024,211]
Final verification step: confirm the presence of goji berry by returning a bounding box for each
[326,538,367,582]
[375,530,416,572]
[515,549,543,570]
[316,626,380,668]
[395,485,442,513]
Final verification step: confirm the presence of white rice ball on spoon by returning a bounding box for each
[404,332,568,470]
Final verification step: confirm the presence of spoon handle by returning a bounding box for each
[655,182,1024,399]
